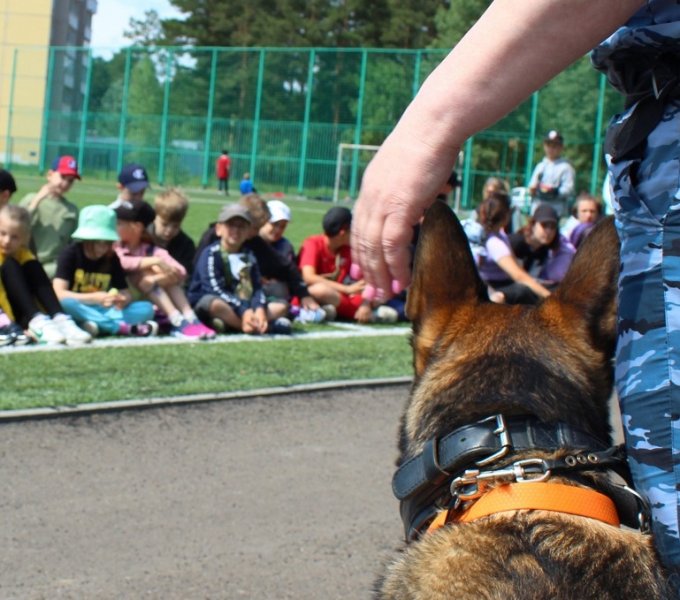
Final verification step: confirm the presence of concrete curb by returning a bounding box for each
[0,376,413,422]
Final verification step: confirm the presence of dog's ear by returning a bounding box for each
[406,202,488,376]
[543,217,619,355]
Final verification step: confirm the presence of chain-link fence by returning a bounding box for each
[1,46,623,208]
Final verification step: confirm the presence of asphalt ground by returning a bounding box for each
[0,383,410,600]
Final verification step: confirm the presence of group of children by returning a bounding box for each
[0,156,402,348]
[465,176,604,305]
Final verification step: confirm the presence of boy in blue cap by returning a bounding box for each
[110,163,150,210]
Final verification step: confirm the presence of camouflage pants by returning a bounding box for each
[611,98,680,569]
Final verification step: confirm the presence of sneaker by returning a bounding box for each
[295,307,326,324]
[29,315,66,345]
[211,317,227,334]
[171,321,209,340]
[130,320,159,337]
[372,305,399,324]
[321,304,337,322]
[81,321,100,337]
[0,324,17,346]
[52,313,92,345]
[6,322,31,346]
[269,317,292,335]
[191,321,217,339]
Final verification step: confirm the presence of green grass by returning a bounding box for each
[12,173,345,250]
[0,333,412,410]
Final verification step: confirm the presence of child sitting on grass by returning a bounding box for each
[53,205,157,337]
[188,203,276,335]
[114,199,215,340]
[0,205,91,345]
[148,187,196,280]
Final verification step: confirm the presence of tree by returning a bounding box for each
[161,0,445,49]
[433,0,491,47]
[124,10,165,46]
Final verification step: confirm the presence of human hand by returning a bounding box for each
[300,296,320,311]
[254,307,268,334]
[96,290,115,307]
[108,288,128,309]
[242,308,268,334]
[150,266,181,287]
[344,280,365,296]
[354,302,373,323]
[351,133,458,300]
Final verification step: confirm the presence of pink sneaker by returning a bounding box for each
[192,322,217,339]
[172,321,215,340]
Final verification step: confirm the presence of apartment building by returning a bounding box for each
[0,0,97,164]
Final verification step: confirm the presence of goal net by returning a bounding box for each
[332,143,380,203]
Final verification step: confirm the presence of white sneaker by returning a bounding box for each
[53,313,92,345]
[372,305,398,324]
[321,304,337,322]
[29,315,66,345]
[81,320,100,337]
[295,307,326,324]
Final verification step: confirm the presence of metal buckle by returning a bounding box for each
[450,458,552,505]
[622,485,652,534]
[475,414,511,467]
[513,458,551,482]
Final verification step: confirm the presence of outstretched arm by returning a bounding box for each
[351,0,644,299]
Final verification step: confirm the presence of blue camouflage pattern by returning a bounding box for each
[596,0,680,573]
[609,98,680,570]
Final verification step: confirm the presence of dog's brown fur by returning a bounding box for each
[376,203,671,599]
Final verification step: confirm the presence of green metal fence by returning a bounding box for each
[1,46,623,208]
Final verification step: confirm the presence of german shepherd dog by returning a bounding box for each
[376,202,672,599]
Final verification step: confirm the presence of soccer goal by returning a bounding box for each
[332,143,380,203]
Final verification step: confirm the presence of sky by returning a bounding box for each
[90,0,185,57]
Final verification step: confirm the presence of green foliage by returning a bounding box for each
[433,0,491,47]
[161,0,442,49]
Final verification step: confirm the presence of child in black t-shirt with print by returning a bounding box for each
[52,205,157,337]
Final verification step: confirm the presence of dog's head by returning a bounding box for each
[401,202,619,460]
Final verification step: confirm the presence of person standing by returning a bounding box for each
[351,0,680,582]
[216,150,231,195]
[527,129,576,219]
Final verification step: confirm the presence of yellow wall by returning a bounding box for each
[0,0,52,165]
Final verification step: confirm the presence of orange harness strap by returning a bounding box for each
[426,482,620,534]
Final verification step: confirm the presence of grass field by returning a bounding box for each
[0,332,412,410]
[3,173,411,412]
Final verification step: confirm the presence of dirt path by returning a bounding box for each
[0,385,408,600]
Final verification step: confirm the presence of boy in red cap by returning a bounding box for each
[19,155,80,278]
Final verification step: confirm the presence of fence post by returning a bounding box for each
[117,48,132,174]
[39,46,56,172]
[462,137,474,209]
[77,48,93,174]
[590,73,607,195]
[349,49,368,197]
[250,48,266,181]
[298,48,316,194]
[202,48,218,189]
[412,50,422,98]
[158,49,174,185]
[4,48,18,168]
[523,91,539,186]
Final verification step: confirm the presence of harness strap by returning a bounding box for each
[426,482,620,534]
